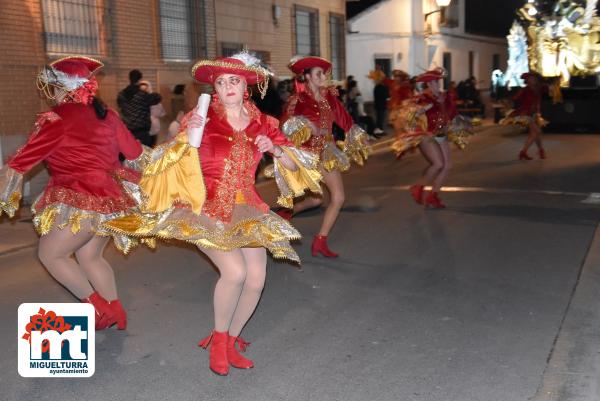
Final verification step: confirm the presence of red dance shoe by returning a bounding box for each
[227,336,254,369]
[410,185,425,205]
[539,148,546,159]
[275,208,293,221]
[198,330,229,376]
[311,235,339,258]
[107,299,127,330]
[81,292,115,330]
[424,191,445,209]
[519,150,532,160]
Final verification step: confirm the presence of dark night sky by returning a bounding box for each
[464,0,526,37]
[347,0,527,38]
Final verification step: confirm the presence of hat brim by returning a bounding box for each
[49,56,103,76]
[288,56,332,75]
[191,60,266,85]
[416,74,443,83]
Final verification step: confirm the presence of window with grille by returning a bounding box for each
[294,5,319,56]
[41,0,110,56]
[220,42,243,57]
[253,50,271,65]
[329,13,345,80]
[159,0,206,61]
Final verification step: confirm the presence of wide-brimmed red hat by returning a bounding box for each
[416,68,446,83]
[191,57,268,85]
[38,55,103,94]
[288,56,332,75]
[49,56,103,79]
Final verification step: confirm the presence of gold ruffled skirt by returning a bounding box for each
[282,117,370,173]
[390,104,474,156]
[104,204,302,262]
[33,202,142,253]
[0,165,141,254]
[500,111,548,128]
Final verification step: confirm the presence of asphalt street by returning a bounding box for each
[1,124,599,401]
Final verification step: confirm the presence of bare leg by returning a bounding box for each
[291,193,323,215]
[202,248,247,333]
[38,224,97,299]
[75,235,118,301]
[228,247,267,337]
[522,122,540,152]
[432,139,452,192]
[532,123,543,150]
[417,138,444,186]
[318,169,345,236]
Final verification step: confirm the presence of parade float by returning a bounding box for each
[498,0,600,131]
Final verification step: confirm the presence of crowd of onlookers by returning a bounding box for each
[115,67,485,148]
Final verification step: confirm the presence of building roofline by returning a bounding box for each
[347,0,390,23]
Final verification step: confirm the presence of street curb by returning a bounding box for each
[532,223,600,401]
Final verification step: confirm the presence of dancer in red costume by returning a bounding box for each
[0,56,145,329]
[500,72,548,160]
[392,68,472,209]
[278,56,370,257]
[104,52,322,376]
[387,69,413,110]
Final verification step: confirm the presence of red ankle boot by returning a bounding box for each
[311,235,339,258]
[539,148,546,159]
[227,336,254,369]
[519,150,532,160]
[424,191,445,209]
[409,185,425,204]
[275,208,293,221]
[107,299,127,330]
[81,292,115,330]
[198,330,229,376]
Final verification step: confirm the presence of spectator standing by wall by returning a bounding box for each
[373,75,390,135]
[139,80,166,140]
[117,69,162,147]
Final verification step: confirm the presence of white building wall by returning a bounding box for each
[346,0,507,113]
[427,34,507,88]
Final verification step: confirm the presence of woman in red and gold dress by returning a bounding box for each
[392,68,471,209]
[105,52,322,376]
[0,56,144,329]
[500,72,547,160]
[278,56,370,257]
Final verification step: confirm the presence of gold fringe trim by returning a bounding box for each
[0,167,24,218]
[104,210,301,263]
[33,204,142,254]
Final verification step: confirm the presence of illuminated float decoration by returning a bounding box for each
[517,0,600,87]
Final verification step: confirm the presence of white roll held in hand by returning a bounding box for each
[188,93,211,148]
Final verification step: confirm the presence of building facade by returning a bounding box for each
[346,0,508,105]
[0,0,345,198]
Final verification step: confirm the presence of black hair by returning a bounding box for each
[129,69,143,84]
[92,96,108,119]
[173,84,185,95]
